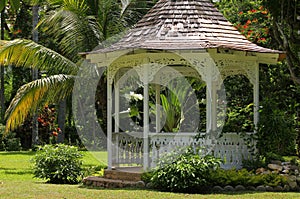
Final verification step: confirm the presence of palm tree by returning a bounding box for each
[0,0,152,139]
[0,39,78,132]
[0,0,21,123]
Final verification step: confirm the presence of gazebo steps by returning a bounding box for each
[82,176,145,188]
[104,167,143,181]
[82,167,145,188]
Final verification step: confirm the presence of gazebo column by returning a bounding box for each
[107,78,113,170]
[114,77,120,133]
[206,80,212,133]
[155,84,161,133]
[211,81,218,132]
[206,60,219,132]
[253,63,259,132]
[206,80,218,133]
[114,77,120,166]
[143,68,149,170]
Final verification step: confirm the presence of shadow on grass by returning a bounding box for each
[0,167,17,171]
[4,170,33,175]
[78,184,147,191]
[0,151,35,156]
[78,184,293,195]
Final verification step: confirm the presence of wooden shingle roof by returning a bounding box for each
[89,0,282,54]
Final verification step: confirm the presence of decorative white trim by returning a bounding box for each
[111,132,255,169]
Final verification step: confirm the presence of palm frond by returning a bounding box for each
[5,74,74,132]
[0,40,7,48]
[0,39,78,75]
[39,0,101,60]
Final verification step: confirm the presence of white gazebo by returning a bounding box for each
[84,0,284,170]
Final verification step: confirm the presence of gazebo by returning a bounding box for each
[84,0,284,171]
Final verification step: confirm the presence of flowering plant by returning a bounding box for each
[235,5,272,46]
[37,105,61,144]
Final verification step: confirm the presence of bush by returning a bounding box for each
[208,168,287,188]
[32,144,83,184]
[150,146,221,193]
[141,171,153,184]
[0,124,21,151]
[257,99,297,156]
[82,165,106,177]
[242,157,266,171]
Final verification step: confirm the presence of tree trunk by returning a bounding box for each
[57,100,66,143]
[31,5,39,146]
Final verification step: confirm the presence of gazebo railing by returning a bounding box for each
[112,132,144,166]
[111,132,256,169]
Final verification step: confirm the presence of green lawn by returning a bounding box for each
[1,151,300,199]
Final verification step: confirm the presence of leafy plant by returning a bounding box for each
[208,168,287,188]
[32,144,83,184]
[242,157,266,171]
[257,99,297,156]
[264,152,285,164]
[141,171,153,184]
[82,165,105,177]
[0,124,21,151]
[150,146,221,193]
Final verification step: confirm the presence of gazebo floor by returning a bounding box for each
[82,166,145,188]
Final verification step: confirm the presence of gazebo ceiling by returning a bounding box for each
[87,0,283,55]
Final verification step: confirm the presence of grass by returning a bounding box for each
[1,151,300,199]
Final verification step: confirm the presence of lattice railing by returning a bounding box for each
[213,133,255,169]
[112,132,255,169]
[112,132,143,166]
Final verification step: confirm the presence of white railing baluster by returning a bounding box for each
[112,132,255,169]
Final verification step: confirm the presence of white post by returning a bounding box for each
[211,81,217,132]
[114,75,120,167]
[253,63,259,132]
[155,84,161,133]
[107,79,113,170]
[114,77,120,133]
[206,80,212,133]
[143,68,149,170]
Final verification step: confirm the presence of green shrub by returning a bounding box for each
[32,144,83,184]
[5,136,21,151]
[150,146,221,193]
[208,168,288,188]
[141,171,153,184]
[257,99,297,156]
[0,124,21,151]
[209,169,252,187]
[82,165,106,177]
[264,152,285,164]
[242,157,266,171]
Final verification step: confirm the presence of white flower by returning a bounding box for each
[129,91,143,101]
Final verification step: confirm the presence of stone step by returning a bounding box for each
[104,168,142,182]
[82,176,145,188]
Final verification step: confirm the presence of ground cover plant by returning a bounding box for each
[208,168,288,188]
